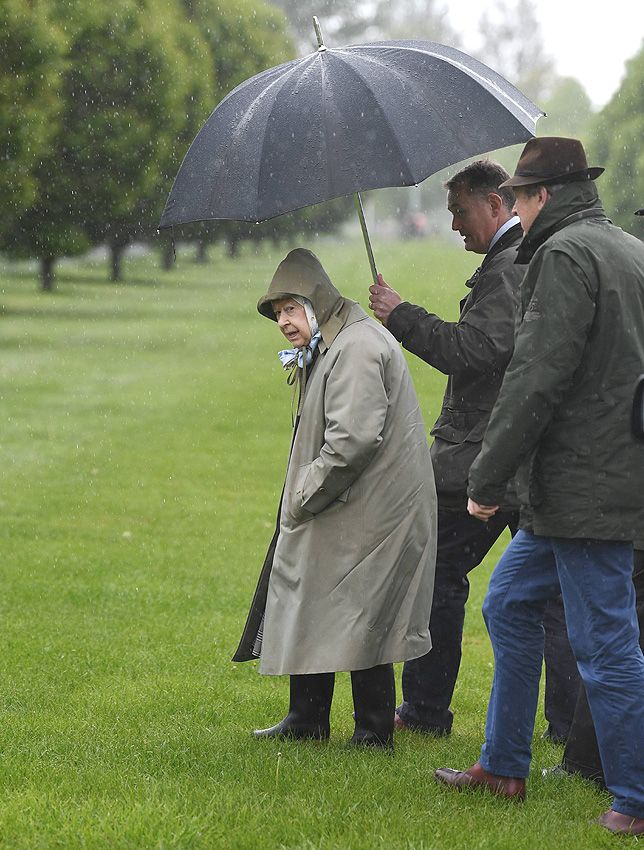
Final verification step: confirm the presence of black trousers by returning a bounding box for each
[543,592,580,741]
[561,549,644,786]
[399,507,518,732]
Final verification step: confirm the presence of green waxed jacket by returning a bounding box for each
[468,181,644,540]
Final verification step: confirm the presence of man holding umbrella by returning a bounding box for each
[434,137,644,835]
[368,160,525,737]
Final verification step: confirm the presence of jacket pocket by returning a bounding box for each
[430,415,489,444]
[430,415,489,496]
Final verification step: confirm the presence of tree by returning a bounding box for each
[62,0,215,281]
[1,0,213,288]
[0,0,89,292]
[271,0,459,52]
[364,0,459,44]
[182,0,293,100]
[0,0,66,243]
[477,0,554,105]
[538,76,594,140]
[175,0,307,260]
[589,45,644,234]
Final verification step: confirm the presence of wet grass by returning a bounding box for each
[0,239,614,849]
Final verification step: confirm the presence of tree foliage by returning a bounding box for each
[1,0,202,286]
[589,45,644,233]
[538,77,594,140]
[184,0,292,98]
[0,0,66,239]
[1,0,297,287]
[61,0,214,280]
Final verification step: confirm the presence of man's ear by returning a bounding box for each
[537,185,550,209]
[487,191,504,217]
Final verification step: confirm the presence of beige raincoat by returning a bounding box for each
[234,249,437,675]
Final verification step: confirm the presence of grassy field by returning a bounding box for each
[0,239,615,849]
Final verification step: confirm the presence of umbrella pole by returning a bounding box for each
[353,192,379,285]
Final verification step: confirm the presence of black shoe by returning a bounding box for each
[254,716,330,740]
[541,764,572,779]
[394,710,451,736]
[348,728,394,751]
[541,762,606,789]
[541,725,568,745]
[394,703,452,736]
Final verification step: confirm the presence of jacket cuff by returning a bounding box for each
[386,302,417,341]
[467,481,508,507]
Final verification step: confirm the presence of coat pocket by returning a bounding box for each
[283,462,315,526]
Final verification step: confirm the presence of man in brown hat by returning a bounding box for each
[367,159,573,743]
[434,138,644,836]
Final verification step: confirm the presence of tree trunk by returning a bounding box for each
[195,239,208,263]
[40,256,55,292]
[110,244,125,282]
[161,239,175,271]
[227,236,239,258]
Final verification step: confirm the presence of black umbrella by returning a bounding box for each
[160,20,542,280]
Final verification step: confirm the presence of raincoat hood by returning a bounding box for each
[516,181,607,264]
[258,249,353,346]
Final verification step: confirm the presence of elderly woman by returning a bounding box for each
[233,248,436,749]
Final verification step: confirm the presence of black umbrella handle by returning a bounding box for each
[354,192,379,285]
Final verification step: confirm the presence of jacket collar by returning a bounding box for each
[516,181,607,264]
[465,222,523,288]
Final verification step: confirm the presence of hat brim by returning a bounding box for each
[499,166,604,188]
[635,208,644,216]
[257,290,300,320]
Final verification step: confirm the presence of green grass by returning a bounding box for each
[0,239,615,849]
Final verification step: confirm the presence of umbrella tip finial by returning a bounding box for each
[313,16,326,51]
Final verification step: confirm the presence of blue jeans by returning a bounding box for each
[480,529,644,818]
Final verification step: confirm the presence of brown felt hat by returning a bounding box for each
[499,137,604,188]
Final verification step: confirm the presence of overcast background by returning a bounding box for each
[440,0,642,107]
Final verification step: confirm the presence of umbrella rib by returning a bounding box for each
[331,48,537,175]
[213,57,316,221]
[347,43,542,126]
[327,52,416,186]
[317,53,334,202]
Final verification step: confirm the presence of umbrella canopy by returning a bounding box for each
[160,38,542,229]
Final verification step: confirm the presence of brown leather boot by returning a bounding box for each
[597,809,644,835]
[434,761,526,801]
